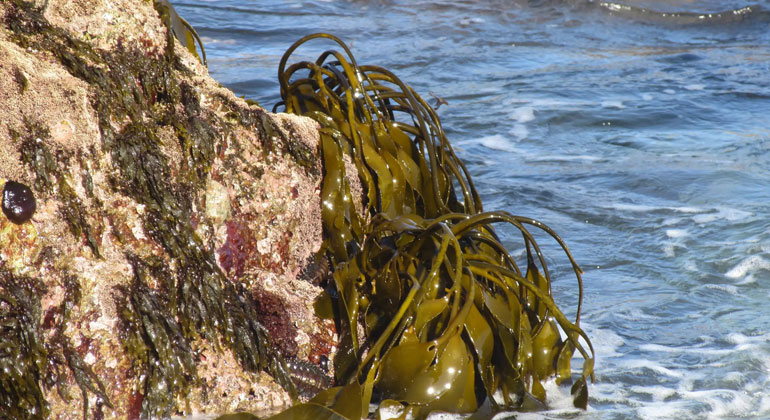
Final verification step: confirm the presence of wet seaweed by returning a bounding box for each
[0,271,49,420]
[154,0,207,66]
[270,34,595,418]
[0,267,112,420]
[15,117,102,258]
[53,275,114,420]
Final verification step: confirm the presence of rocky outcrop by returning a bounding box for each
[0,1,336,418]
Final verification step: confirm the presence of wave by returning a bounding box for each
[595,2,770,26]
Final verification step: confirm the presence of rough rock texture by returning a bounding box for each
[0,1,337,418]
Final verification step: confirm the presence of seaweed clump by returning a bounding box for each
[0,269,113,420]
[267,34,595,419]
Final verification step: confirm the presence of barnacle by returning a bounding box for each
[266,34,595,419]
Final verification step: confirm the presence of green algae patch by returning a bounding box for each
[267,34,595,419]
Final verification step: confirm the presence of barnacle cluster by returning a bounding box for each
[263,34,595,419]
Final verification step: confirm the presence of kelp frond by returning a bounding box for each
[268,34,594,419]
[155,0,207,66]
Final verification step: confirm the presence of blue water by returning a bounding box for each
[177,1,770,418]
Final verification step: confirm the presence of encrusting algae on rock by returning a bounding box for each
[0,1,593,419]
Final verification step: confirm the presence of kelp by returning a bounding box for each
[155,0,207,66]
[268,33,594,419]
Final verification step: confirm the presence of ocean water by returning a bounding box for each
[175,1,770,418]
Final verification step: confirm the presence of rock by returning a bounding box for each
[0,1,336,419]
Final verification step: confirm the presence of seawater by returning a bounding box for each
[175,1,770,418]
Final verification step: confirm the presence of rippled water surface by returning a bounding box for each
[177,0,770,418]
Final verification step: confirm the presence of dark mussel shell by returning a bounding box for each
[2,181,36,224]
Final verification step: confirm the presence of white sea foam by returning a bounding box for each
[477,134,517,152]
[509,124,529,139]
[425,412,465,420]
[640,342,733,356]
[684,84,705,91]
[458,16,485,26]
[510,106,535,123]
[606,203,701,213]
[583,324,625,359]
[527,155,602,163]
[664,88,676,94]
[601,100,626,109]
[616,308,660,321]
[703,284,740,295]
[661,217,682,226]
[624,359,684,378]
[665,229,688,238]
[683,259,699,272]
[726,331,770,346]
[692,207,752,224]
[590,382,628,403]
[630,385,677,401]
[663,243,676,257]
[725,255,770,279]
[501,379,586,420]
[501,97,592,110]
[641,93,654,101]
[638,401,690,420]
[680,388,757,420]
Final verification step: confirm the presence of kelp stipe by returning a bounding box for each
[269,34,595,419]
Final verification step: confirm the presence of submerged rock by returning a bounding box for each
[0,1,336,418]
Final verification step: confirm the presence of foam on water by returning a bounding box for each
[477,134,517,153]
[702,283,740,295]
[640,342,732,356]
[725,255,770,280]
[665,229,688,238]
[604,203,702,213]
[600,100,625,109]
[623,359,685,378]
[510,106,535,123]
[582,323,624,359]
[527,155,602,163]
[509,124,529,139]
[691,207,753,224]
[629,385,677,401]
